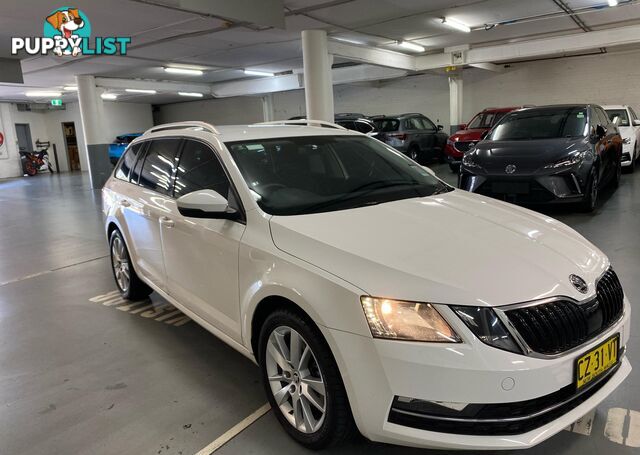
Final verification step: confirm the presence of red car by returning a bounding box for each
[445,107,523,172]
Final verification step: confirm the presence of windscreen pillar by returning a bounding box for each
[302,30,335,123]
[76,75,111,189]
[448,75,464,134]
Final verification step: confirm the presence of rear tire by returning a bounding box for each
[109,229,152,300]
[258,309,355,449]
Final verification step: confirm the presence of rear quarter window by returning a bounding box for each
[115,142,144,182]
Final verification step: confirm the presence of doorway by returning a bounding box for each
[15,123,33,153]
[62,122,80,171]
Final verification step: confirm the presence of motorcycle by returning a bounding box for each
[20,140,54,176]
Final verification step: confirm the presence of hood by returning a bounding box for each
[451,128,487,142]
[471,137,588,173]
[269,190,608,307]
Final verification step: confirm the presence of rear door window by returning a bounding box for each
[115,142,144,182]
[138,139,182,195]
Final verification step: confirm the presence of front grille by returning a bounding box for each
[475,179,555,204]
[505,268,624,355]
[454,141,474,153]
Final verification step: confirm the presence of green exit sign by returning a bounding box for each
[51,99,63,106]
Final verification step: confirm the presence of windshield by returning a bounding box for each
[605,109,630,127]
[467,111,507,129]
[489,107,588,141]
[226,135,450,216]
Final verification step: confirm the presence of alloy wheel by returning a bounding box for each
[265,326,326,434]
[410,148,419,161]
[111,236,130,293]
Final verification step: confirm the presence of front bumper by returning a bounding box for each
[323,298,631,450]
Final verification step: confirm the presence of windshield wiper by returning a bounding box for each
[298,180,416,214]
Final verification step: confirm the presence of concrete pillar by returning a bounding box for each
[0,103,22,178]
[262,93,274,122]
[76,75,111,189]
[448,75,464,134]
[301,30,334,122]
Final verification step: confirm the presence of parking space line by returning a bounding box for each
[605,407,627,445]
[626,410,640,447]
[0,255,108,287]
[194,403,271,455]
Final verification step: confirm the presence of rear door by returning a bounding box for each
[596,107,618,180]
[160,139,246,341]
[128,138,182,291]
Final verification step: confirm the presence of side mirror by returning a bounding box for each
[177,190,240,220]
[437,124,444,131]
[480,130,490,140]
[634,119,640,127]
[459,123,467,130]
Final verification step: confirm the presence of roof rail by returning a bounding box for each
[145,121,219,135]
[256,119,347,130]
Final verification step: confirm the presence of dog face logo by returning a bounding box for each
[43,7,91,57]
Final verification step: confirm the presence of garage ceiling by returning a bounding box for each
[1,0,639,104]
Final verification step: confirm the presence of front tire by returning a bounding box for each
[580,168,599,212]
[109,230,152,300]
[258,309,355,449]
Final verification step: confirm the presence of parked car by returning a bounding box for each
[109,133,142,164]
[445,107,522,172]
[334,113,378,136]
[603,105,640,172]
[103,120,631,451]
[288,114,378,136]
[372,113,448,164]
[459,105,622,212]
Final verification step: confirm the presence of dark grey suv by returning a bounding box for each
[373,113,448,164]
[459,105,623,211]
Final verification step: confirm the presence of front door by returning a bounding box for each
[15,123,33,153]
[129,138,182,291]
[160,139,246,342]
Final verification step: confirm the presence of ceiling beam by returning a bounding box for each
[468,62,505,72]
[327,41,416,71]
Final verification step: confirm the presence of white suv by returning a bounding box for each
[603,105,640,172]
[103,120,631,450]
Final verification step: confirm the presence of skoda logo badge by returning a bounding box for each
[570,274,588,294]
[505,164,517,174]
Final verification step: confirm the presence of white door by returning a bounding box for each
[160,139,246,342]
[126,138,182,291]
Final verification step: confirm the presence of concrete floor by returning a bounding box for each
[0,166,638,455]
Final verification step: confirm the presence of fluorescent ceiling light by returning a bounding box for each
[25,91,62,97]
[332,36,365,45]
[244,69,275,77]
[178,92,204,97]
[125,88,157,94]
[442,17,471,33]
[101,93,118,100]
[608,0,618,5]
[164,67,204,76]
[63,86,78,91]
[398,40,425,53]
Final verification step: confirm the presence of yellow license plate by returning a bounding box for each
[576,335,619,389]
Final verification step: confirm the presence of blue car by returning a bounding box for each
[109,133,142,165]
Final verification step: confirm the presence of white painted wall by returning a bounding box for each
[154,96,264,125]
[462,48,640,121]
[0,101,153,177]
[0,103,22,179]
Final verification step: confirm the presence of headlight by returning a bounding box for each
[361,296,461,342]
[544,151,586,169]
[452,306,522,353]
[461,153,481,168]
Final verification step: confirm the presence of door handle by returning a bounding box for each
[159,216,175,228]
[119,199,131,207]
